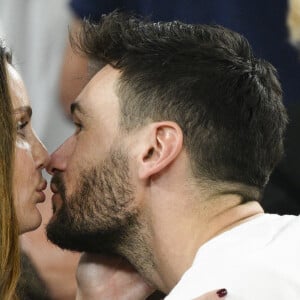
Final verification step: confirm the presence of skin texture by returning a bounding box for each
[47,66,142,252]
[8,63,49,234]
[20,192,80,300]
[6,58,80,300]
[75,253,154,300]
[47,65,154,297]
[8,63,80,300]
[45,10,289,297]
[75,253,226,300]
[46,64,259,298]
[46,146,141,253]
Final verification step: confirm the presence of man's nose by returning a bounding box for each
[46,137,74,175]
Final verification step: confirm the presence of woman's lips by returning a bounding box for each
[36,190,46,203]
[36,179,47,203]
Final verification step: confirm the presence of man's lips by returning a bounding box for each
[51,193,63,214]
[50,182,59,194]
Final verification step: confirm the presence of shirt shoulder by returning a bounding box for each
[166,214,300,300]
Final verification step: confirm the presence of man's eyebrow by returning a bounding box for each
[13,106,32,117]
[70,102,85,116]
[88,60,106,79]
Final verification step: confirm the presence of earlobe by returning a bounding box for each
[139,122,183,180]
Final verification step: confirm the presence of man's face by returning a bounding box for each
[46,65,140,253]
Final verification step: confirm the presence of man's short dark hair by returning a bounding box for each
[73,11,288,199]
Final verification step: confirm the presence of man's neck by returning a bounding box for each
[148,195,264,293]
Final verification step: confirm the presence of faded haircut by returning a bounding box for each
[72,11,288,200]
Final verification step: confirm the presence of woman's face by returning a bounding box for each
[7,63,49,234]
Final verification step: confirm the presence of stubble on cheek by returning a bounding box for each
[67,150,137,230]
[47,147,139,251]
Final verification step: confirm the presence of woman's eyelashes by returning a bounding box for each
[17,120,29,138]
[74,121,83,134]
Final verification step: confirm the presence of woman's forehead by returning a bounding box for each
[6,63,30,109]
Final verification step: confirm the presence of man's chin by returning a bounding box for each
[46,217,119,254]
[46,228,100,253]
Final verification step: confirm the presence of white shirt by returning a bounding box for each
[166,214,300,300]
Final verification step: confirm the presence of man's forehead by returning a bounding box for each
[72,65,121,116]
[88,64,121,87]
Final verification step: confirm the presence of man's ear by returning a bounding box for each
[138,121,183,180]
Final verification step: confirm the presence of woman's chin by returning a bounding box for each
[18,209,42,235]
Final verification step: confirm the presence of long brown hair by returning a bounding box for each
[0,41,20,299]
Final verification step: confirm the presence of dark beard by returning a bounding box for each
[46,148,139,254]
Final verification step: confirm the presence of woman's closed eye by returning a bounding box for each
[17,120,29,137]
[74,122,83,134]
[14,106,32,139]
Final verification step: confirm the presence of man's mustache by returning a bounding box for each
[51,173,66,198]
